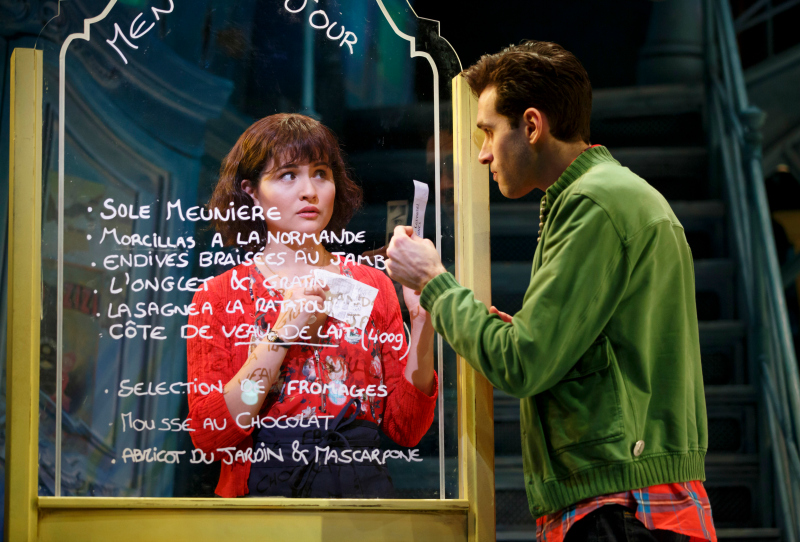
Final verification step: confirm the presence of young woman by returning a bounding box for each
[186,114,437,498]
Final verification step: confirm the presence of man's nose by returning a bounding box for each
[478,141,492,165]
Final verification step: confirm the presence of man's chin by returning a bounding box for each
[498,183,526,199]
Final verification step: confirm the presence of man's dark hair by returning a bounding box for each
[463,41,592,143]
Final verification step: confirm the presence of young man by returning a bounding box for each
[386,41,716,542]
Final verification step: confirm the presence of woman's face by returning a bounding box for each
[243,158,336,238]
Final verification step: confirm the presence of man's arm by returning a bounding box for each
[409,195,631,398]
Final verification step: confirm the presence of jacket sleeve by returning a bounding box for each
[421,194,630,398]
[367,271,438,447]
[186,285,254,453]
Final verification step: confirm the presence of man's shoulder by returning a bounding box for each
[569,161,680,242]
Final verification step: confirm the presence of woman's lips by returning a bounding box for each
[297,206,320,218]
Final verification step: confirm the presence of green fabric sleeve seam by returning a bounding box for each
[625,216,674,244]
[566,192,630,247]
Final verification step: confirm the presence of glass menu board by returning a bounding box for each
[35,0,461,499]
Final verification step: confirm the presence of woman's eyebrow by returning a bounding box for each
[311,161,332,168]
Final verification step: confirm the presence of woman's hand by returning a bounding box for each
[403,285,428,322]
[274,283,328,340]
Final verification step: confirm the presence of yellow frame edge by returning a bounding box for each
[5,47,43,542]
[452,75,496,542]
[38,497,469,511]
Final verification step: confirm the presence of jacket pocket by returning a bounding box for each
[535,335,624,455]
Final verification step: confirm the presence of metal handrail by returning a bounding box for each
[704,0,800,540]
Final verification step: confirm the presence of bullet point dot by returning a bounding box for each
[105,389,108,393]
[87,207,92,213]
[86,234,92,240]
[94,290,98,294]
[96,313,100,317]
[91,262,96,267]
[111,459,116,464]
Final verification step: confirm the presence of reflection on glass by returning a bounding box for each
[33,0,459,498]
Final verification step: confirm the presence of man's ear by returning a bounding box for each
[522,107,546,145]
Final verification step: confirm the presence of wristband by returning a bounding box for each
[266,329,290,348]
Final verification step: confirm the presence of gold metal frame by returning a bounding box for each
[5,47,43,542]
[4,49,494,540]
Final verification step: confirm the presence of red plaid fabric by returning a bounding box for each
[535,481,717,542]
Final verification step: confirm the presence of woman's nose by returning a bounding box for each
[298,174,318,200]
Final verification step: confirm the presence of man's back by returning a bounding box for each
[520,147,707,516]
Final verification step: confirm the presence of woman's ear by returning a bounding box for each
[241,179,257,200]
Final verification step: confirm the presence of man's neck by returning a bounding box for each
[537,139,592,192]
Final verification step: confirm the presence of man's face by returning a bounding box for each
[476,87,537,199]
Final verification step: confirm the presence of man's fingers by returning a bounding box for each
[490,306,513,323]
[393,225,412,239]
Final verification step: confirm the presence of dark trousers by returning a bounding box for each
[563,505,689,542]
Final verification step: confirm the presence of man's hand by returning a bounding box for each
[489,306,513,323]
[386,226,447,293]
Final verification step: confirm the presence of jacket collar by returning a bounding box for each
[542,146,618,210]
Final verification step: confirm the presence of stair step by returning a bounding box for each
[705,385,757,401]
[705,462,764,528]
[593,84,704,119]
[706,453,760,466]
[699,320,746,343]
[611,147,709,199]
[591,85,705,148]
[695,259,736,320]
[699,321,748,385]
[717,528,781,541]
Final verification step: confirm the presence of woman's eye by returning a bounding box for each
[314,169,330,179]
[279,171,295,181]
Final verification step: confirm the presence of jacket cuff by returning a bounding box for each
[421,272,460,313]
[400,368,439,401]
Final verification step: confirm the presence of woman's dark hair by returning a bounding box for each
[463,40,592,143]
[208,113,363,251]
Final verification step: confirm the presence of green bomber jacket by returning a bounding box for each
[420,146,707,517]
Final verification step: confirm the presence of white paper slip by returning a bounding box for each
[385,200,409,245]
[411,180,429,237]
[314,269,379,331]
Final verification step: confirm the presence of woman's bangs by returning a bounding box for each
[267,126,339,174]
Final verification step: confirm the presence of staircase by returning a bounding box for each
[491,84,781,541]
